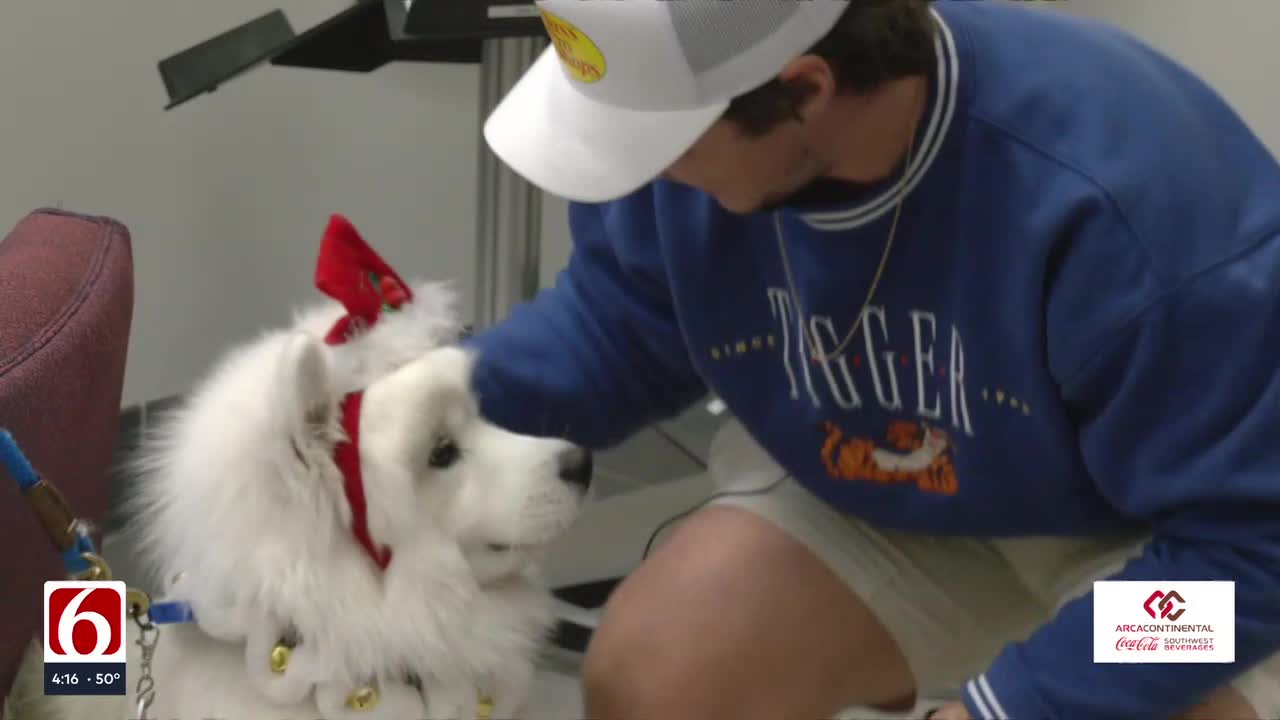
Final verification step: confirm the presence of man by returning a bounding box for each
[463,0,1280,718]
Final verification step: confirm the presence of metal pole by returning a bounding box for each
[474,36,547,327]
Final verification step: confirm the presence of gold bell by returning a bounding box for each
[346,686,380,711]
[477,694,494,720]
[126,588,151,620]
[269,644,292,675]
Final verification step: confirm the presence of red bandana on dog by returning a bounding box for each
[314,214,413,571]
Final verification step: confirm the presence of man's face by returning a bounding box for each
[662,114,833,215]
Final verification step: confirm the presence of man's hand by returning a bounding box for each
[927,700,973,719]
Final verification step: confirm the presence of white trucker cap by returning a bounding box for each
[483,0,851,203]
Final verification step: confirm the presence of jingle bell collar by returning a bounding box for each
[314,214,413,571]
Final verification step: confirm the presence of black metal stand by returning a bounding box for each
[473,36,545,327]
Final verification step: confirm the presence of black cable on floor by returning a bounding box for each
[650,422,709,471]
[641,471,791,560]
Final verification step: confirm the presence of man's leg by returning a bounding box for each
[582,420,1043,720]
[1177,686,1260,720]
[582,504,915,719]
[1224,648,1280,720]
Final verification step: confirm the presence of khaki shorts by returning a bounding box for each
[704,419,1280,717]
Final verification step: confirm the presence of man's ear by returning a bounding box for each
[277,332,334,436]
[778,54,835,122]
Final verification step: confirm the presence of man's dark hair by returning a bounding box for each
[723,0,936,137]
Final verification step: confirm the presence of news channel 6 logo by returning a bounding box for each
[42,580,128,696]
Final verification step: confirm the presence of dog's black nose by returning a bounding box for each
[558,446,593,491]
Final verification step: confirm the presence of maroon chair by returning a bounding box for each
[0,209,133,705]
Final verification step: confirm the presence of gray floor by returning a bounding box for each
[100,396,941,719]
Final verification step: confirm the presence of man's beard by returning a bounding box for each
[753,176,828,214]
[752,175,874,214]
[746,156,859,215]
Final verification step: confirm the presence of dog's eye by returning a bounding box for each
[428,436,461,469]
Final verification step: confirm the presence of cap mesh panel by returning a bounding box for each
[666,1,804,77]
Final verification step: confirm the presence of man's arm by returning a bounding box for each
[463,197,706,449]
[960,234,1280,719]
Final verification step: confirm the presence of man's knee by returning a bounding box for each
[579,524,744,718]
[579,505,916,719]
[581,607,712,719]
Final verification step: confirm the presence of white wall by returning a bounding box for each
[2,1,1275,407]
[0,0,482,406]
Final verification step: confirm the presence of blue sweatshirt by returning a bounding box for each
[465,2,1280,717]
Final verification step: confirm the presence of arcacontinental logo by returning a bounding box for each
[1113,588,1216,654]
[1144,589,1185,621]
[1094,580,1234,664]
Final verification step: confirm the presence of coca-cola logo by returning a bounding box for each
[1116,635,1161,651]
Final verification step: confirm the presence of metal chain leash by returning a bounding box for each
[134,618,160,720]
[128,590,161,720]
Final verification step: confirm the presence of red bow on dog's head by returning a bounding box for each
[316,214,413,346]
[314,214,413,571]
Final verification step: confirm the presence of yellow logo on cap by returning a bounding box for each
[540,9,606,84]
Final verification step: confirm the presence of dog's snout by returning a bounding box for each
[558,446,593,491]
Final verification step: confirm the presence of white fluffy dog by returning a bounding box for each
[9,216,592,720]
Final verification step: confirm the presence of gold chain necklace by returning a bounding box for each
[774,127,916,365]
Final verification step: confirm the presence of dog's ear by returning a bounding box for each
[277,332,334,435]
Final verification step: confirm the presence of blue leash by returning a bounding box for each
[1,427,194,625]
[0,427,39,488]
[1,427,97,577]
